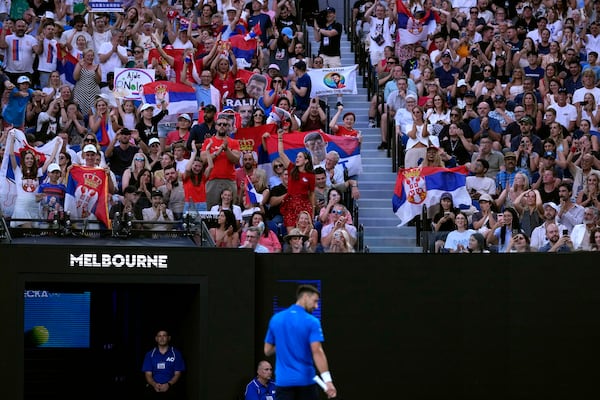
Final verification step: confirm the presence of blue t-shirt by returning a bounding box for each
[265,304,324,387]
[3,87,32,126]
[294,73,311,112]
[244,377,276,400]
[142,346,186,384]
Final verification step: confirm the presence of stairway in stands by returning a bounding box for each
[308,28,421,253]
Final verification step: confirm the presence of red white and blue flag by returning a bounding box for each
[229,32,258,63]
[64,165,111,228]
[245,175,263,205]
[396,0,438,46]
[393,166,471,226]
[57,47,79,86]
[263,130,363,177]
[140,81,198,114]
[0,129,60,217]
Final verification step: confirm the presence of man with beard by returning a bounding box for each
[570,206,599,250]
[201,114,241,208]
[0,19,39,83]
[538,223,574,252]
[187,104,217,152]
[530,203,568,249]
[235,151,257,203]
[157,164,185,220]
[556,182,585,233]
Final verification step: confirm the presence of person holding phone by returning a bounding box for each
[538,223,574,252]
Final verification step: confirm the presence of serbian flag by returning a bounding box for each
[147,48,184,67]
[57,46,79,86]
[140,81,197,114]
[0,129,61,217]
[396,0,438,45]
[64,165,111,228]
[245,175,263,205]
[263,130,363,177]
[229,33,258,64]
[392,166,471,226]
[236,123,278,166]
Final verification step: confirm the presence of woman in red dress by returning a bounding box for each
[276,130,315,233]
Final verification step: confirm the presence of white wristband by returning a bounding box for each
[321,371,332,383]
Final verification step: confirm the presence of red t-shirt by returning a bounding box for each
[286,164,315,196]
[336,125,358,137]
[183,173,207,202]
[212,72,235,97]
[201,136,240,181]
[166,129,191,148]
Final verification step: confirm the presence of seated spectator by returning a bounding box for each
[513,189,544,237]
[439,212,476,253]
[240,211,281,253]
[589,227,600,251]
[242,168,270,214]
[109,185,144,226]
[319,188,352,226]
[538,223,575,252]
[571,206,600,250]
[320,204,357,252]
[122,153,151,191]
[239,226,270,252]
[142,190,174,232]
[294,210,318,253]
[283,228,310,253]
[486,207,522,253]
[469,137,504,178]
[557,182,585,233]
[465,233,490,253]
[210,188,243,226]
[327,228,355,253]
[576,171,600,208]
[466,159,496,201]
[505,231,535,253]
[210,209,240,248]
[471,193,498,236]
[530,202,568,249]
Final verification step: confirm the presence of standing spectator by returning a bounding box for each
[73,49,101,116]
[264,284,337,399]
[247,0,273,47]
[98,28,128,87]
[201,114,241,208]
[557,182,585,233]
[289,60,311,117]
[36,21,58,89]
[313,7,342,67]
[364,1,395,66]
[105,128,140,191]
[166,114,192,151]
[0,19,39,83]
[157,164,185,220]
[187,104,217,152]
[3,76,33,128]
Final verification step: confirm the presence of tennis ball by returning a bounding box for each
[31,326,49,346]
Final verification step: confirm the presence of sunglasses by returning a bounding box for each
[150,143,160,147]
[254,113,264,117]
[272,79,283,83]
[331,209,344,215]
[273,164,284,168]
[387,60,396,64]
[216,122,229,126]
[84,138,96,142]
[450,113,459,117]
[135,158,145,161]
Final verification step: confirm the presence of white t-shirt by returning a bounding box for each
[4,34,37,73]
[549,103,577,130]
[38,38,58,73]
[98,43,127,82]
[444,229,476,251]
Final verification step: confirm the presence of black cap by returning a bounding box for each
[204,104,217,112]
[151,190,163,198]
[558,87,568,93]
[325,6,335,13]
[123,185,139,194]
[494,94,506,102]
[519,116,534,124]
[441,51,451,57]
[484,76,496,83]
[464,90,476,97]
[544,151,556,159]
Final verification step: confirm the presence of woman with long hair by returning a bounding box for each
[294,210,319,253]
[276,131,315,233]
[135,168,153,210]
[153,152,175,189]
[7,131,60,228]
[57,151,71,186]
[546,8,564,42]
[521,91,543,130]
[210,53,238,98]
[440,212,476,253]
[515,136,540,178]
[576,94,600,131]
[514,37,536,69]
[506,231,535,252]
[319,187,353,226]
[247,107,266,128]
[209,209,240,248]
[492,54,512,85]
[41,71,64,103]
[505,67,525,102]
[410,53,434,92]
[73,48,101,116]
[541,41,563,68]
[486,207,522,252]
[122,152,151,191]
[465,232,489,253]
[549,121,570,158]
[426,94,451,126]
[183,140,212,214]
[472,193,497,236]
[543,77,563,109]
[76,134,107,167]
[242,168,270,213]
[496,172,530,211]
[473,65,502,98]
[589,227,600,251]
[327,228,355,253]
[260,73,293,109]
[539,63,563,98]
[240,211,282,253]
[88,97,118,148]
[576,171,600,207]
[404,106,435,168]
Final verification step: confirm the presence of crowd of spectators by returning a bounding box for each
[0,0,363,253]
[351,0,600,252]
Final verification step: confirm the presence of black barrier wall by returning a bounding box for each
[2,248,600,399]
[0,244,256,400]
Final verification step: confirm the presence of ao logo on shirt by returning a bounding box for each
[166,357,175,362]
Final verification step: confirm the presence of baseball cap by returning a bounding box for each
[558,87,568,93]
[440,192,453,201]
[504,151,517,159]
[149,137,160,146]
[204,104,217,112]
[405,93,418,101]
[494,94,506,102]
[178,113,192,121]
[544,151,556,159]
[281,27,294,39]
[464,90,476,97]
[479,193,493,202]
[151,190,164,198]
[47,163,60,173]
[268,63,280,71]
[325,6,336,13]
[519,116,533,124]
[83,144,98,154]
[457,79,467,88]
[139,103,154,112]
[484,76,496,83]
[17,76,31,84]
[543,202,560,212]
[441,51,451,58]
[224,5,236,12]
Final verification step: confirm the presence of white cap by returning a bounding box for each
[178,113,192,121]
[405,93,418,101]
[225,5,237,12]
[44,11,55,20]
[268,63,280,71]
[543,202,560,212]
[139,103,154,112]
[83,144,98,154]
[457,79,467,87]
[48,163,60,173]
[17,76,30,84]
[149,137,160,146]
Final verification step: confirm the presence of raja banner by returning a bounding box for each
[262,130,363,177]
[392,166,471,226]
[0,129,61,218]
[89,1,123,12]
[113,68,155,100]
[64,165,111,228]
[307,65,359,97]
